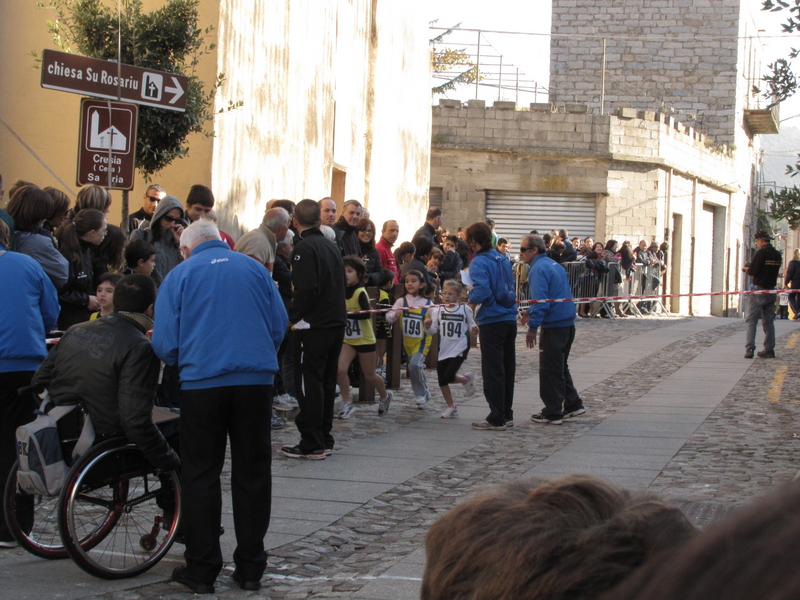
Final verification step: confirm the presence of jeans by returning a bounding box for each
[478,320,517,426]
[408,352,428,398]
[180,384,272,583]
[745,293,776,351]
[539,326,583,419]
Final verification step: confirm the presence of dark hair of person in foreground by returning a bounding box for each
[421,474,697,600]
[599,480,800,600]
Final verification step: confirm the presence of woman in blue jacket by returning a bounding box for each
[466,222,518,431]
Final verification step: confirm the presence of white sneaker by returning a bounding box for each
[462,372,476,398]
[378,390,393,416]
[441,406,459,419]
[337,402,356,419]
[283,394,299,408]
[0,540,18,549]
[415,394,429,409]
[273,394,294,411]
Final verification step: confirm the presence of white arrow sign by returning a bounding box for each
[165,76,185,105]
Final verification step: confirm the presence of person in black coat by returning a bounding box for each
[785,248,800,319]
[355,218,383,288]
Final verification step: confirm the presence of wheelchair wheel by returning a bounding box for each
[58,439,181,579]
[3,462,66,559]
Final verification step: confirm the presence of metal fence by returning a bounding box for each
[514,260,669,318]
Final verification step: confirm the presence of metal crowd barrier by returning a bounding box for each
[514,259,669,319]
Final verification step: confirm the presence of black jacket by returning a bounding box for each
[413,222,438,246]
[786,259,800,288]
[439,250,463,280]
[290,227,347,329]
[333,217,360,257]
[749,243,782,289]
[58,238,95,329]
[32,313,179,472]
[273,253,292,312]
[359,242,383,288]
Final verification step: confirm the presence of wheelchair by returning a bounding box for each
[3,388,182,579]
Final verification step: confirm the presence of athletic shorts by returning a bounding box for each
[436,351,468,387]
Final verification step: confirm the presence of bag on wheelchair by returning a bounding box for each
[15,393,95,497]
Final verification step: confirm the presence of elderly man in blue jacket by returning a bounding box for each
[153,219,287,594]
[520,234,586,425]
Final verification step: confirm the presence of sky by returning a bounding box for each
[425,0,800,123]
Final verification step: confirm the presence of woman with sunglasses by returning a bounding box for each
[129,195,186,287]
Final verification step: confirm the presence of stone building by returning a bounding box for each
[0,1,431,237]
[430,0,777,316]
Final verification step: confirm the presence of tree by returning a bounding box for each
[760,0,800,227]
[430,22,482,96]
[33,0,237,179]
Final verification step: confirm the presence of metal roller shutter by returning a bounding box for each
[485,190,597,246]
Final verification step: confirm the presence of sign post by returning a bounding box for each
[76,99,138,190]
[41,49,188,112]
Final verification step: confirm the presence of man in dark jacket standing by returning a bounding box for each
[282,200,347,460]
[32,274,179,470]
[333,199,362,256]
[414,207,442,247]
[743,230,782,358]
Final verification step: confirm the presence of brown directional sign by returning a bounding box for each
[77,99,138,190]
[41,49,188,112]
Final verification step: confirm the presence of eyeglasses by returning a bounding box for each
[520,247,533,253]
[161,215,181,224]
[146,195,161,202]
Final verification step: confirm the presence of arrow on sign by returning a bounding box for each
[165,77,185,105]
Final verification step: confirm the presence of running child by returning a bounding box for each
[424,280,478,418]
[90,272,123,320]
[386,269,434,408]
[337,256,394,419]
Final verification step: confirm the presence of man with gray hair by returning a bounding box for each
[234,206,290,272]
[333,199,362,256]
[519,234,585,426]
[153,219,287,593]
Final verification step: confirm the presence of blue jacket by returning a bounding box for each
[0,246,60,372]
[526,254,575,332]
[468,249,518,325]
[152,240,288,390]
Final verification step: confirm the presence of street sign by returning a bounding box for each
[77,99,138,190]
[41,49,188,112]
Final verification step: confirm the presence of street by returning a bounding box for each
[2,316,798,599]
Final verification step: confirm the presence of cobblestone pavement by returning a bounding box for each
[4,316,799,599]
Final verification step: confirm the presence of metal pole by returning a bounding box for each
[516,68,519,105]
[475,32,481,100]
[498,55,503,101]
[600,38,606,115]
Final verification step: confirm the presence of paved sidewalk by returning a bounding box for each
[1,316,797,599]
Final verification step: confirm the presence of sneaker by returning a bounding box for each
[231,570,261,591]
[281,445,326,460]
[0,540,18,549]
[378,390,393,416]
[273,394,295,411]
[504,420,514,427]
[324,449,333,457]
[441,406,459,419]
[744,348,754,359]
[531,412,563,425]
[462,372,476,397]
[337,402,356,419]
[172,566,215,594]
[283,394,299,408]
[416,394,429,409]
[271,415,286,430]
[564,407,586,419]
[757,349,775,358]
[471,420,507,431]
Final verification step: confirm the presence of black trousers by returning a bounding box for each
[180,385,272,583]
[478,320,517,426]
[293,327,344,453]
[0,371,36,542]
[539,326,583,418]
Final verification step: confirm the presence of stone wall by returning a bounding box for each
[548,0,763,145]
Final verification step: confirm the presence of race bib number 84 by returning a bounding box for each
[345,318,363,340]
